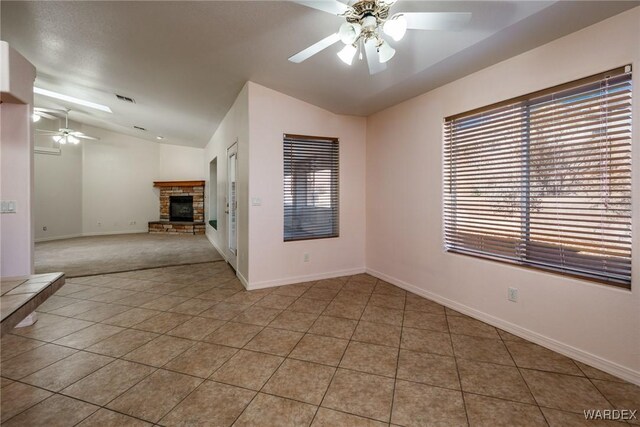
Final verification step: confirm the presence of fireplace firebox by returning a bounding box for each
[170,196,194,222]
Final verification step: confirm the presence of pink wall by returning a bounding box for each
[0,43,36,277]
[366,8,640,384]
[247,82,367,288]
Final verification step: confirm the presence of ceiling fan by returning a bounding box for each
[35,108,100,145]
[289,0,472,74]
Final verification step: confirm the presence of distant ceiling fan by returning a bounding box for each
[35,108,100,145]
[289,0,471,74]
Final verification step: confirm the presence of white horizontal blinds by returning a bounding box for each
[284,134,339,242]
[444,67,632,287]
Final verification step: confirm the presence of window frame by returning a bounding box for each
[443,66,633,289]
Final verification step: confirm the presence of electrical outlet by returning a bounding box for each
[42,226,47,231]
[508,287,518,302]
[303,253,310,262]
[97,221,102,226]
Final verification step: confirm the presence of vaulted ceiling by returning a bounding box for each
[1,1,636,147]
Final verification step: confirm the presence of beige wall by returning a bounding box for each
[203,84,249,283]
[366,8,640,383]
[247,82,367,288]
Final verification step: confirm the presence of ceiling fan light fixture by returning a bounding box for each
[337,44,358,65]
[338,22,362,45]
[67,135,80,144]
[377,40,396,63]
[52,135,64,144]
[383,15,407,41]
[32,113,41,122]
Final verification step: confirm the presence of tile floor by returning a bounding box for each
[1,262,638,426]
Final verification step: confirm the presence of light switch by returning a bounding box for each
[0,200,17,214]
[251,197,262,206]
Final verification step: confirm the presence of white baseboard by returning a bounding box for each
[237,270,250,290]
[366,267,640,386]
[246,266,367,291]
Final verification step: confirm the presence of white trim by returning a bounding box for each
[366,267,640,386]
[246,266,367,290]
[237,270,250,290]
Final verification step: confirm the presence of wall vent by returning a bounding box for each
[133,125,147,131]
[115,94,136,103]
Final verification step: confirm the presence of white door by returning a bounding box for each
[227,143,238,268]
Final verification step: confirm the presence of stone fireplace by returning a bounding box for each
[148,181,205,234]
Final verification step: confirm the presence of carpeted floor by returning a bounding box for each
[35,233,224,277]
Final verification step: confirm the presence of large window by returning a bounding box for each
[284,134,339,241]
[444,66,632,288]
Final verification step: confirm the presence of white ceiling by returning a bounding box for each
[1,1,637,148]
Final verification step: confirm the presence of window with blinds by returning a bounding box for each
[284,134,339,241]
[444,66,632,288]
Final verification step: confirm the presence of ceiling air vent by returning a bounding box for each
[133,125,147,131]
[115,94,136,103]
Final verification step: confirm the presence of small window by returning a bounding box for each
[444,66,632,288]
[284,134,339,241]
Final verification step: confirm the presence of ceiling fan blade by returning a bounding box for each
[35,111,58,120]
[36,129,61,134]
[292,0,351,15]
[401,12,472,31]
[34,107,65,114]
[289,33,341,63]
[75,134,99,141]
[364,39,387,75]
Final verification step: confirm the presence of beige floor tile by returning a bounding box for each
[505,341,582,375]
[14,317,94,342]
[574,361,626,383]
[74,303,132,322]
[392,380,467,426]
[451,334,514,365]
[210,349,283,390]
[61,359,155,405]
[445,307,470,318]
[352,321,401,347]
[85,328,158,357]
[224,292,265,305]
[168,298,217,315]
[397,349,460,390]
[340,341,398,377]
[289,334,349,366]
[160,380,255,426]
[234,393,317,427]
[497,329,528,343]
[361,305,404,326]
[47,300,106,317]
[140,295,189,310]
[132,312,193,333]
[521,369,612,413]
[53,323,123,349]
[303,287,340,300]
[256,293,297,309]
[107,369,203,423]
[199,301,249,320]
[3,394,99,427]
[457,359,535,404]
[312,408,387,426]
[323,299,366,320]
[273,283,313,297]
[334,290,371,305]
[123,335,194,367]
[309,315,358,339]
[405,296,445,314]
[88,289,137,303]
[203,321,263,347]
[447,316,500,339]
[233,305,282,326]
[403,311,448,333]
[166,316,226,340]
[1,343,77,379]
[1,377,14,388]
[464,393,547,427]
[0,381,52,423]
[593,379,640,415]
[541,407,628,427]
[367,293,405,310]
[287,297,330,315]
[373,280,406,297]
[77,408,153,426]
[401,327,453,356]
[244,327,303,356]
[342,281,376,294]
[102,307,160,327]
[263,359,335,404]
[0,334,44,362]
[322,368,394,422]
[269,310,319,332]
[22,351,113,391]
[164,342,237,378]
[114,291,161,307]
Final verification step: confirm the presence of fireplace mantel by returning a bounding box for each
[153,180,205,188]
